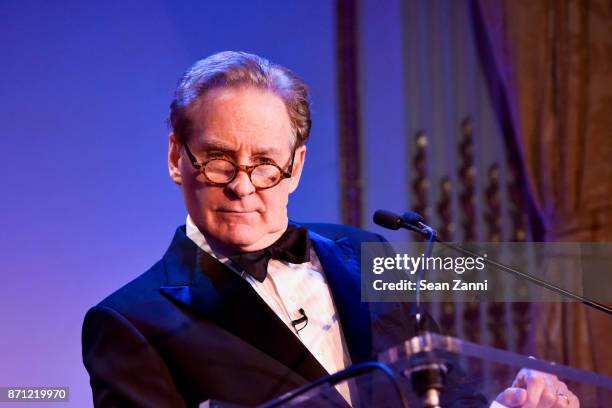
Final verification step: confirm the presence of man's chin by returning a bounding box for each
[208,224,287,254]
[207,227,264,253]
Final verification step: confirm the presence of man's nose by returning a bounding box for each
[226,170,256,197]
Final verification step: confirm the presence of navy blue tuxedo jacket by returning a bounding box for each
[82,223,486,407]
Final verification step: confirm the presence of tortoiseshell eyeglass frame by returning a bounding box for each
[182,142,296,190]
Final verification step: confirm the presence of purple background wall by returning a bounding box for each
[0,1,338,406]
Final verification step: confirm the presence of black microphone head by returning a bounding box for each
[373,210,402,230]
[401,211,424,226]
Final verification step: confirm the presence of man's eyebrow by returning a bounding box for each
[198,140,236,152]
[251,146,284,157]
[197,141,285,157]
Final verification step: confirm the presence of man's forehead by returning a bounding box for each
[181,85,297,156]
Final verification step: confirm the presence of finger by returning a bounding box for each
[538,386,557,408]
[555,381,568,395]
[523,370,546,408]
[512,368,529,388]
[568,390,579,408]
[552,394,570,408]
[511,360,558,388]
[554,391,577,408]
[495,387,528,407]
[551,381,570,408]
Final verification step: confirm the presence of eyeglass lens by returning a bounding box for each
[205,159,283,188]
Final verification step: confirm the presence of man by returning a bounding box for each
[82,51,578,407]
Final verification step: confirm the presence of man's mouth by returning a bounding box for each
[217,209,257,214]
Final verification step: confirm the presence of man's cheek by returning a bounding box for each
[263,204,288,232]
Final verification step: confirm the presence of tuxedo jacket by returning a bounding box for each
[82,223,486,407]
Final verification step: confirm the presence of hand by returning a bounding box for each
[495,368,579,407]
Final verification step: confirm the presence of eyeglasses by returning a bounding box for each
[183,143,295,189]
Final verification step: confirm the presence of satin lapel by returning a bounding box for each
[308,230,373,364]
[159,227,328,382]
[158,227,198,307]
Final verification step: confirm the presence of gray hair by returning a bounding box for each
[169,51,311,148]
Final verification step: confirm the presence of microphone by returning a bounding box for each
[402,211,437,238]
[373,209,403,230]
[291,308,308,332]
[401,210,424,225]
[373,209,436,237]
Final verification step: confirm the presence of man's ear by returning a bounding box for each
[168,133,183,185]
[288,145,307,194]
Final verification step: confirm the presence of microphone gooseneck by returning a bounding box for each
[373,209,443,408]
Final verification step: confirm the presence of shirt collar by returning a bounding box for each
[185,214,230,263]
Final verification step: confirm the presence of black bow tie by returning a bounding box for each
[228,226,311,282]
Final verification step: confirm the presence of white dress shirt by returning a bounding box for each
[186,216,353,404]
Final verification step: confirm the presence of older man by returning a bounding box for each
[82,51,578,408]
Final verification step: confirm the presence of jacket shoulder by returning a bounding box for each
[93,226,190,312]
[93,260,167,313]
